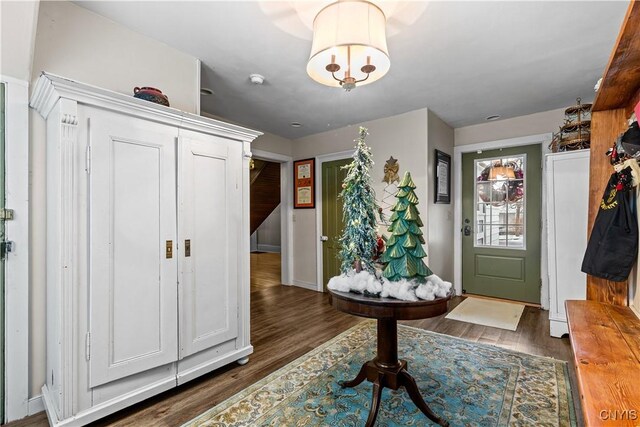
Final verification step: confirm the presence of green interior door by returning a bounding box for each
[461,144,542,303]
[322,158,351,290]
[0,82,5,422]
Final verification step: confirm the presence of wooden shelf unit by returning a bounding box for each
[587,0,640,305]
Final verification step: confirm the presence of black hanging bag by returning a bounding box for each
[582,171,638,282]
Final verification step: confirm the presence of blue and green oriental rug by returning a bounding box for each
[185,321,576,426]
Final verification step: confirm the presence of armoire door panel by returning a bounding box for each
[192,154,229,339]
[179,132,240,358]
[88,108,178,387]
[112,140,163,363]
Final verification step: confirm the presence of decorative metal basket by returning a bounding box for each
[550,98,592,152]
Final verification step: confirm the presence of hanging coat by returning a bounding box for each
[582,171,639,282]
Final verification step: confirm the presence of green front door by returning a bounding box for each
[0,82,5,422]
[321,158,351,290]
[461,144,542,303]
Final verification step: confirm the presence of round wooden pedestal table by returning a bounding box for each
[329,290,451,427]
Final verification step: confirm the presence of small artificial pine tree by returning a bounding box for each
[338,127,380,274]
[379,171,433,282]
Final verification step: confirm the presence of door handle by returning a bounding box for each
[462,218,473,236]
[320,236,329,242]
[185,239,191,257]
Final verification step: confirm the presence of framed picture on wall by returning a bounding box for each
[434,150,451,204]
[294,158,315,208]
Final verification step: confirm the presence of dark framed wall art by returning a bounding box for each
[294,158,315,208]
[434,150,451,204]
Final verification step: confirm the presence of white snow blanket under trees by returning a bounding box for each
[327,270,452,301]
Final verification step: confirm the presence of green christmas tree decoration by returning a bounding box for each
[338,127,381,274]
[379,171,433,282]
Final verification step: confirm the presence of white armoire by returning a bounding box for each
[546,150,590,337]
[30,73,261,426]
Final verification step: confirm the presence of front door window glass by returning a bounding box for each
[474,155,526,249]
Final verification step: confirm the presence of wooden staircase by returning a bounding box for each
[250,159,281,234]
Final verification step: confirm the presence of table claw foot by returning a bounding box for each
[339,361,368,388]
[365,373,384,427]
[400,370,449,427]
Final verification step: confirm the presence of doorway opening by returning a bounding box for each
[320,158,351,291]
[314,150,355,291]
[248,149,293,294]
[250,158,282,290]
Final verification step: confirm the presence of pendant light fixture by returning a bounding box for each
[488,162,516,181]
[307,0,390,91]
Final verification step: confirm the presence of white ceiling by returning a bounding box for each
[74,1,629,139]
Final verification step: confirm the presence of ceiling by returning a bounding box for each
[75,1,629,139]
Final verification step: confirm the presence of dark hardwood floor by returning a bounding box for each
[10,253,577,426]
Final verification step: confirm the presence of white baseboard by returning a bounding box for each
[256,244,280,253]
[28,395,45,416]
[292,280,320,292]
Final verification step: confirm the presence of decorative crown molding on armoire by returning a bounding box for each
[30,72,262,426]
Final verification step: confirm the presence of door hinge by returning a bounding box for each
[85,145,91,174]
[0,208,14,220]
[85,332,91,361]
[0,241,14,259]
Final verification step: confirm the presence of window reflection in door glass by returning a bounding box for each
[474,155,526,249]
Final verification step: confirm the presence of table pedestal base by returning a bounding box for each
[329,294,451,427]
[340,359,449,427]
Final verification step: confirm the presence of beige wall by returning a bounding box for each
[32,1,199,113]
[427,111,455,281]
[253,133,293,157]
[201,112,293,157]
[0,1,40,81]
[454,108,566,146]
[28,0,201,397]
[29,112,47,399]
[291,109,455,286]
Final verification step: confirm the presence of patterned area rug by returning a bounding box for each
[184,321,576,426]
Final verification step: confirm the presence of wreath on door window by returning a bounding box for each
[476,161,524,205]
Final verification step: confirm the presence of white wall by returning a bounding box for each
[0,1,40,81]
[255,205,281,252]
[28,0,201,397]
[427,111,455,281]
[454,108,566,146]
[292,109,431,286]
